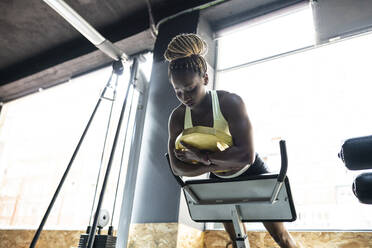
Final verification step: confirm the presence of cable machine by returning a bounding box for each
[29,1,149,247]
[30,56,145,248]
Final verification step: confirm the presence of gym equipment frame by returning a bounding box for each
[166,140,296,248]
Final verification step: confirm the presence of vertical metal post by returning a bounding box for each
[86,60,129,248]
[270,181,284,203]
[231,205,250,248]
[116,70,149,248]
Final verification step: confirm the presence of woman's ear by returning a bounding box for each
[203,73,209,85]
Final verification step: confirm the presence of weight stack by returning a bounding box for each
[78,234,117,248]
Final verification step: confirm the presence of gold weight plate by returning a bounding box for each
[175,126,233,152]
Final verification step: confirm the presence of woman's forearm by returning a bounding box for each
[171,158,211,177]
[208,146,254,170]
[170,146,255,176]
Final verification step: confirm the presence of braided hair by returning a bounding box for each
[164,33,208,76]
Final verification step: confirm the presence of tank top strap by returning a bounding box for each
[184,107,193,129]
[211,90,219,123]
[211,90,228,131]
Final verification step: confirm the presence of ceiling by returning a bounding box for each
[0,0,304,102]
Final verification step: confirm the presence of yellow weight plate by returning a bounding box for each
[175,126,233,152]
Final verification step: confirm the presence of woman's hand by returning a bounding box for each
[174,141,211,166]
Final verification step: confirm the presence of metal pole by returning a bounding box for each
[86,58,139,248]
[43,0,128,61]
[231,205,250,248]
[110,80,135,227]
[88,73,119,228]
[116,69,149,248]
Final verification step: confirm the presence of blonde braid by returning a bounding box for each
[164,33,208,76]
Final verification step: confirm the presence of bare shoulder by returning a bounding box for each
[168,104,185,133]
[216,90,245,112]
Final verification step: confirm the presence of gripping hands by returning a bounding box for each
[174,141,212,166]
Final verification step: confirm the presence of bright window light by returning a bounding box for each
[0,56,152,229]
[215,7,372,230]
[217,4,315,70]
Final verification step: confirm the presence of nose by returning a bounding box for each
[179,91,191,101]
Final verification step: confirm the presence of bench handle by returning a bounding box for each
[278,140,288,182]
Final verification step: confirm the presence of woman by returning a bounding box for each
[165,33,298,248]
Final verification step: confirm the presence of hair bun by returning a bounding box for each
[164,33,208,62]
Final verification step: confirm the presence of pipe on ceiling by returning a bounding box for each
[43,0,128,61]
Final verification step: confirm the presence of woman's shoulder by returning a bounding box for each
[168,104,186,140]
[169,104,185,125]
[215,90,246,119]
[216,90,244,107]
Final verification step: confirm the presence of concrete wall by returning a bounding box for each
[130,11,200,224]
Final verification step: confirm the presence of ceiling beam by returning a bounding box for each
[0,30,155,103]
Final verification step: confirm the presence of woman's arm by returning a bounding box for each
[207,92,255,170]
[168,107,212,177]
[168,93,255,175]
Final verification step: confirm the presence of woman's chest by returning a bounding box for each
[191,110,213,127]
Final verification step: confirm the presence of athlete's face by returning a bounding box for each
[170,71,209,109]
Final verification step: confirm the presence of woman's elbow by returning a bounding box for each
[170,164,184,176]
[243,152,255,165]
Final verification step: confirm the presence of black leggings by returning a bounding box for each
[209,153,270,179]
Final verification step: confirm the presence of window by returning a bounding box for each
[215,4,372,230]
[0,55,152,230]
[217,3,315,70]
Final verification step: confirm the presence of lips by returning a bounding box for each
[185,100,194,106]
